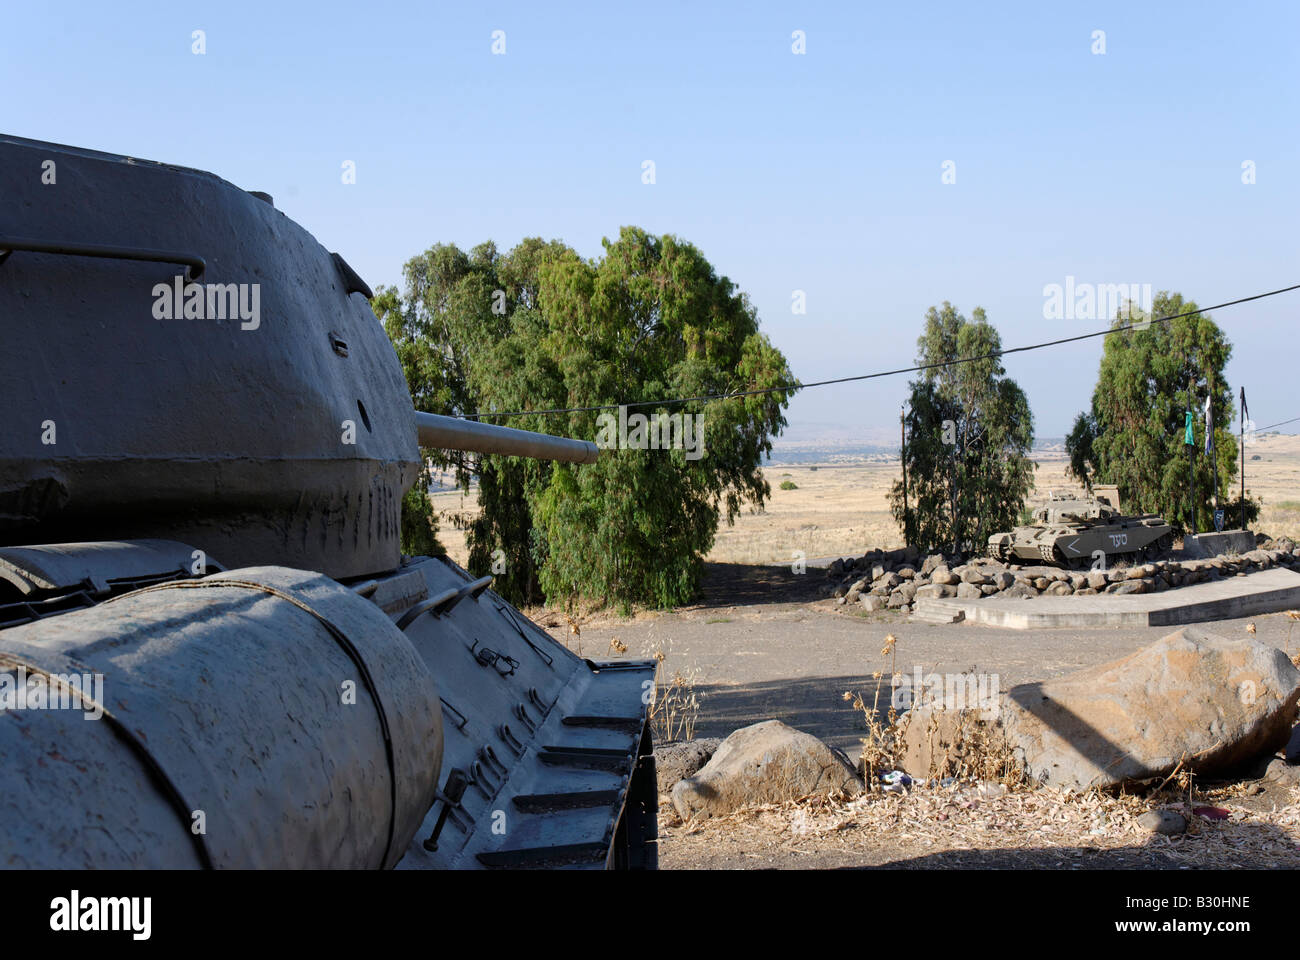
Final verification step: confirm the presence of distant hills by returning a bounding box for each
[765,433,1067,465]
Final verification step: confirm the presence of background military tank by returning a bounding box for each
[0,134,657,869]
[987,485,1173,568]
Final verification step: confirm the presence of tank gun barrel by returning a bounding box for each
[415,411,599,463]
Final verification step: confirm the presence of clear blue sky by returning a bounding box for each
[5,1,1297,440]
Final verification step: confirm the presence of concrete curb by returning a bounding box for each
[913,567,1300,629]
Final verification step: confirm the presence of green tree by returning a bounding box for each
[888,303,1035,555]
[377,228,795,611]
[369,282,461,558]
[1064,292,1246,532]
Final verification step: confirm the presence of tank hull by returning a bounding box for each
[990,516,1173,567]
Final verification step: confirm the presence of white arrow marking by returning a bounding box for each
[1065,538,1082,555]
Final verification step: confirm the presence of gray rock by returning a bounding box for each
[654,738,724,795]
[1264,757,1300,784]
[896,566,916,580]
[956,582,983,599]
[1002,582,1037,599]
[1108,581,1143,595]
[873,572,901,592]
[886,589,911,609]
[920,554,946,576]
[1137,810,1187,835]
[930,565,959,586]
[992,571,1015,591]
[1086,571,1108,591]
[672,720,863,819]
[859,594,886,612]
[1045,581,1073,596]
[914,583,957,599]
[961,567,990,585]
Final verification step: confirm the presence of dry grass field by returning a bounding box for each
[430,433,1300,569]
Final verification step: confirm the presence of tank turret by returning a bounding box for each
[0,135,655,870]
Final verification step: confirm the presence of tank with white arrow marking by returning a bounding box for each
[987,485,1173,568]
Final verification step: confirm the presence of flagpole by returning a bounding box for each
[900,405,910,546]
[1241,387,1247,530]
[1208,370,1217,520]
[1186,379,1196,535]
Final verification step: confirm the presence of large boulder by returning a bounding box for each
[654,738,724,795]
[900,627,1300,791]
[671,720,863,818]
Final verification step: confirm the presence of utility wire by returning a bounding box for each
[1256,415,1300,432]
[457,282,1300,420]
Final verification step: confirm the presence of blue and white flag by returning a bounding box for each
[1205,393,1214,459]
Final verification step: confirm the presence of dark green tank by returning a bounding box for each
[988,485,1173,568]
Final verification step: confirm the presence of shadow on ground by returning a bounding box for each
[690,674,885,754]
[696,562,827,609]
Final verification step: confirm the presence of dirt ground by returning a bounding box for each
[525,560,1300,869]
[428,433,1300,869]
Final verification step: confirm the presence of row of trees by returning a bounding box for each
[373,228,796,611]
[375,227,1252,606]
[888,293,1253,557]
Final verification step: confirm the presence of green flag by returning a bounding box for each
[1184,411,1194,445]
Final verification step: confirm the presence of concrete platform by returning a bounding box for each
[912,567,1300,629]
[1183,529,1256,559]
